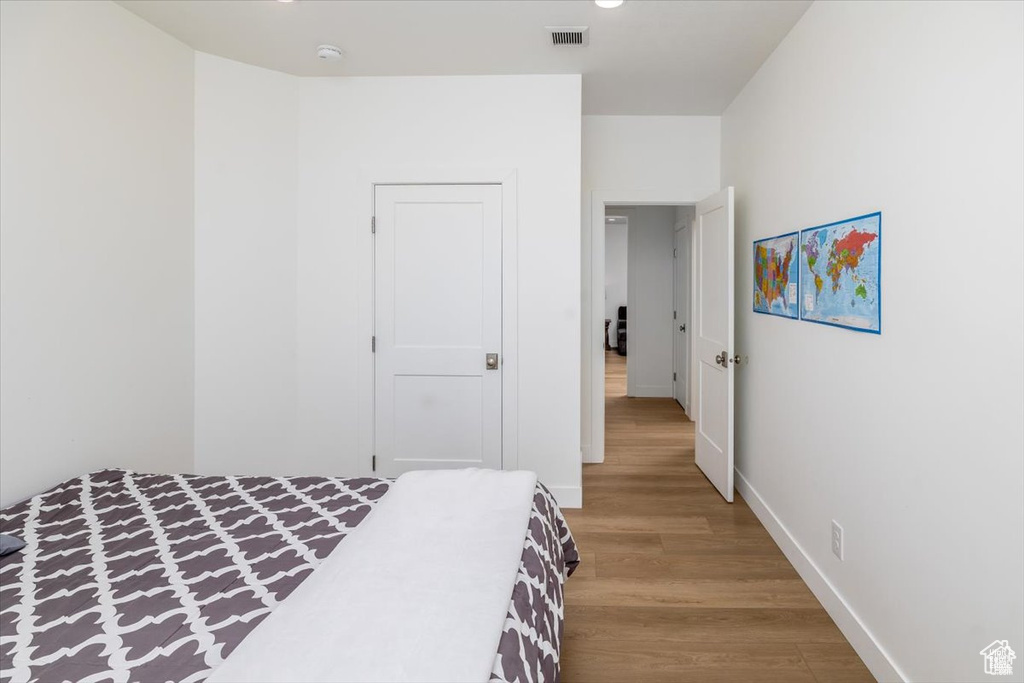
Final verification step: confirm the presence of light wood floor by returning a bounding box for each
[560,352,873,682]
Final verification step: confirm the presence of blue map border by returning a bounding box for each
[752,230,800,320]
[798,211,882,335]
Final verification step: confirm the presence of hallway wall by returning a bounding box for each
[623,206,676,397]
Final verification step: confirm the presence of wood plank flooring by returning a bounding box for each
[560,353,873,682]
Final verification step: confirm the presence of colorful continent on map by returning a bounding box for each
[801,229,826,299]
[754,243,792,308]
[752,233,799,318]
[825,229,877,294]
[798,213,881,333]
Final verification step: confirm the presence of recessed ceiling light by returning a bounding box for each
[277,0,295,3]
[595,0,624,8]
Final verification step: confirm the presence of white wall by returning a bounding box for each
[581,116,720,459]
[722,2,1024,681]
[675,206,695,231]
[193,63,583,504]
[620,206,676,397]
[604,222,628,323]
[194,54,298,476]
[0,0,195,507]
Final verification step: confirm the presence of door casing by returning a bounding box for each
[673,223,692,415]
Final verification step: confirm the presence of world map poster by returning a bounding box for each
[799,212,881,333]
[753,232,799,319]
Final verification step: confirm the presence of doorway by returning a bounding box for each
[602,205,692,406]
[604,214,628,394]
[588,188,737,502]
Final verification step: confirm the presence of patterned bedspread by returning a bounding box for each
[0,469,579,683]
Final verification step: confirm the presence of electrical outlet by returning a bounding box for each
[831,520,844,561]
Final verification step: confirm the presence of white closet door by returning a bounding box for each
[373,184,502,477]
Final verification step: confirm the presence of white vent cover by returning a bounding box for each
[547,26,589,47]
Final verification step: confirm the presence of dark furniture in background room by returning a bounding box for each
[616,306,627,356]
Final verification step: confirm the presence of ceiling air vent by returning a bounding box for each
[547,26,590,47]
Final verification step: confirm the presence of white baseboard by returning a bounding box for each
[581,444,604,464]
[548,485,582,509]
[735,469,905,683]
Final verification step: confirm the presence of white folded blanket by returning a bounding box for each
[207,468,538,683]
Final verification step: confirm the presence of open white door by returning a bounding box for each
[692,187,735,502]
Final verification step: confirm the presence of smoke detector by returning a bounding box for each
[546,26,589,47]
[316,45,344,61]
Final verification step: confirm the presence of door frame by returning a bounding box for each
[673,220,692,416]
[358,169,519,476]
[587,190,704,464]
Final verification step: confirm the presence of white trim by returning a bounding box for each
[546,485,582,509]
[582,445,599,463]
[357,168,519,477]
[672,222,693,415]
[735,469,907,683]
[625,211,636,397]
[588,190,704,464]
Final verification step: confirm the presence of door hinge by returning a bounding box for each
[673,310,677,320]
[673,248,677,258]
[371,216,376,234]
[372,455,376,471]
[673,372,677,381]
[371,336,376,352]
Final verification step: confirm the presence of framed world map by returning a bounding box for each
[753,232,799,319]
[798,212,881,334]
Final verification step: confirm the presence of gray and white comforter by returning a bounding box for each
[0,469,579,683]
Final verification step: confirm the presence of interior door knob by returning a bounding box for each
[715,351,728,367]
[485,353,499,370]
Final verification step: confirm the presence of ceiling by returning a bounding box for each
[117,0,810,115]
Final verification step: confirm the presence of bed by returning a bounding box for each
[0,468,579,683]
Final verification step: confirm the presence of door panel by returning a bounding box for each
[374,185,502,477]
[393,375,483,464]
[698,211,729,346]
[393,202,484,348]
[693,187,735,502]
[697,361,728,451]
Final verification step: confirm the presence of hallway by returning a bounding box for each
[560,352,872,682]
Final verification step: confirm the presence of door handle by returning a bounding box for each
[485,353,499,370]
[715,351,728,367]
[679,324,685,332]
